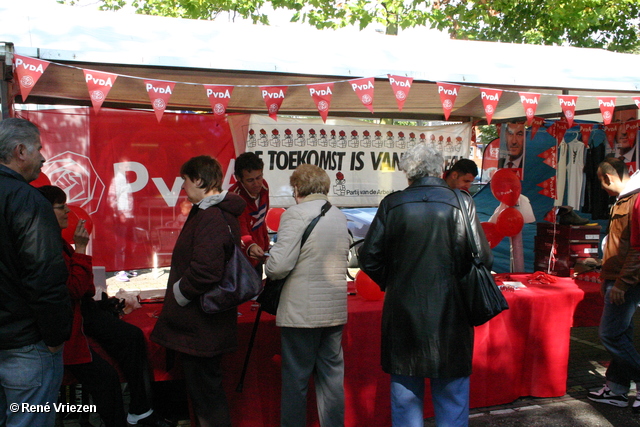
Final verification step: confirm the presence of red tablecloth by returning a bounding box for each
[125,275,584,426]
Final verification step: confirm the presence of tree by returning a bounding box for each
[60,0,640,52]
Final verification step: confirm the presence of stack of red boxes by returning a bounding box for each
[534,223,602,277]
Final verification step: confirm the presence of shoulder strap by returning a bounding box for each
[300,201,331,248]
[451,189,480,257]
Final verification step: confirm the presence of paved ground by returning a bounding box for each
[60,300,640,427]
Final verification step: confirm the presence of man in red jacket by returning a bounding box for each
[229,152,270,273]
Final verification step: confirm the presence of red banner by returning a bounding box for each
[307,83,334,123]
[604,122,620,149]
[84,69,118,113]
[519,92,540,126]
[144,80,176,122]
[557,95,577,128]
[530,117,545,139]
[547,120,569,144]
[598,96,616,125]
[204,85,234,121]
[579,123,595,147]
[387,75,413,112]
[350,78,375,113]
[261,86,288,121]
[537,145,557,169]
[537,176,557,199]
[634,97,640,109]
[17,107,236,272]
[13,54,50,102]
[437,82,460,120]
[480,88,502,125]
[627,120,639,147]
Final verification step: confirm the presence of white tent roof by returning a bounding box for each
[1,0,639,121]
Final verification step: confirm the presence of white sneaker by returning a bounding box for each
[588,385,629,407]
[115,271,130,282]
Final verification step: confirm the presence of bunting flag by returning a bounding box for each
[537,145,558,169]
[530,117,545,139]
[557,95,578,128]
[519,92,541,126]
[13,54,50,102]
[579,123,595,147]
[547,119,569,144]
[307,82,334,123]
[144,79,176,123]
[437,82,460,120]
[350,77,375,113]
[203,85,234,121]
[544,208,558,223]
[537,176,557,199]
[480,88,502,124]
[604,122,620,149]
[627,120,639,145]
[260,86,288,121]
[83,69,117,113]
[634,97,640,109]
[598,96,616,125]
[387,75,413,112]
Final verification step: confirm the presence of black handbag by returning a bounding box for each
[257,201,331,315]
[200,222,262,314]
[453,190,509,327]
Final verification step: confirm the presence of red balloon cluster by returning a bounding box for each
[490,169,521,207]
[265,208,285,232]
[61,205,94,244]
[354,270,384,301]
[495,207,524,237]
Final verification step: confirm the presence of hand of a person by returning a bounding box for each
[248,244,265,259]
[47,344,64,353]
[609,284,626,305]
[73,220,90,254]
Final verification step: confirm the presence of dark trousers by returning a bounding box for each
[66,350,127,427]
[81,298,153,415]
[181,352,231,427]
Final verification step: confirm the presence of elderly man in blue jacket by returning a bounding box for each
[0,118,72,427]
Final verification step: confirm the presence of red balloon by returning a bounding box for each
[266,208,285,232]
[490,169,521,206]
[69,205,94,234]
[481,222,504,249]
[61,206,93,244]
[496,207,524,237]
[355,270,384,301]
[30,172,51,188]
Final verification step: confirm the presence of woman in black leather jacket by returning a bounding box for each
[359,143,492,427]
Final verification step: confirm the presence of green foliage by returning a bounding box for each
[59,0,640,53]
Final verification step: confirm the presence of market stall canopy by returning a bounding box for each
[1,1,639,122]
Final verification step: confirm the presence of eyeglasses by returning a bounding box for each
[53,204,68,210]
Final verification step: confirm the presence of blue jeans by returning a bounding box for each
[0,341,64,427]
[599,280,640,394]
[391,374,469,427]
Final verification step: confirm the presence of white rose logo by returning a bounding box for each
[318,100,329,112]
[268,103,279,114]
[395,91,406,101]
[20,75,35,88]
[214,103,225,115]
[565,110,574,119]
[153,98,166,110]
[42,151,105,215]
[603,111,612,121]
[443,99,453,109]
[361,94,372,105]
[485,105,494,114]
[91,90,105,102]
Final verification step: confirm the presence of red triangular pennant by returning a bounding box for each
[537,176,557,199]
[530,117,545,139]
[437,82,460,120]
[388,75,413,112]
[544,208,558,223]
[144,80,176,123]
[626,120,639,146]
[537,145,558,169]
[83,69,117,113]
[204,85,234,122]
[261,86,288,121]
[547,119,569,144]
[480,88,502,125]
[604,122,620,150]
[598,96,616,125]
[579,123,595,147]
[307,83,334,123]
[350,78,375,113]
[519,92,540,126]
[634,97,640,109]
[13,54,50,102]
[557,95,578,128]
